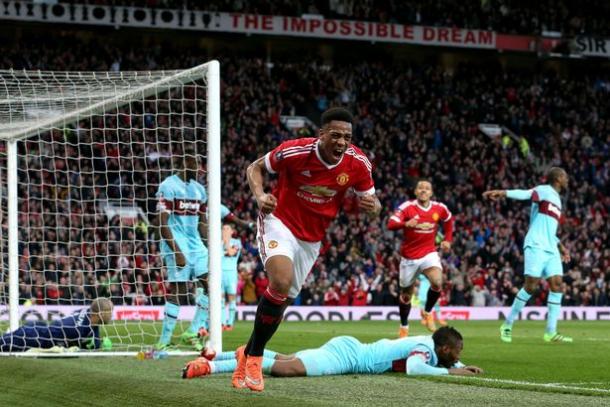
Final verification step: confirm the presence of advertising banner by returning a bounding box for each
[2,305,609,322]
[0,1,495,49]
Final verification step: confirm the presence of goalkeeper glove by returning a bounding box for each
[102,337,113,350]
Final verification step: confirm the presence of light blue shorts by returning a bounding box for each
[163,251,208,282]
[296,336,362,376]
[221,269,238,296]
[524,247,562,279]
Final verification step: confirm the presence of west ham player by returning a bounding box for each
[483,167,572,343]
[182,326,482,379]
[156,150,209,351]
[221,223,242,330]
[0,298,113,352]
[236,107,381,391]
[387,180,453,337]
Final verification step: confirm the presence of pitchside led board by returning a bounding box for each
[2,305,609,323]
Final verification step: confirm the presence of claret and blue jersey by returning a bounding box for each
[507,184,562,254]
[507,184,564,278]
[157,174,208,281]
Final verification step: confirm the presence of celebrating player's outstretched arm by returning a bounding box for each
[483,167,573,343]
[237,107,378,392]
[182,326,483,379]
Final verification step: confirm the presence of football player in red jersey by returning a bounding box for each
[233,107,381,392]
[387,180,454,338]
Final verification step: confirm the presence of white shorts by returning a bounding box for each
[399,252,442,288]
[257,213,321,298]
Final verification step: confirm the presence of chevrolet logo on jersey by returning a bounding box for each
[415,222,435,230]
[299,185,337,197]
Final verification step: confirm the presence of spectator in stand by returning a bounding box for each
[241,271,258,305]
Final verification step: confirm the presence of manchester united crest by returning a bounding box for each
[432,212,440,222]
[336,172,349,186]
[268,240,279,249]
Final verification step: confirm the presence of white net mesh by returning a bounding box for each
[0,64,216,353]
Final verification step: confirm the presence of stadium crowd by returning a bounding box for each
[64,0,610,36]
[0,33,608,309]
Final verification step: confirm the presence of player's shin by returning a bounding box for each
[221,296,227,326]
[159,301,180,345]
[425,287,441,313]
[506,288,532,326]
[246,287,288,357]
[398,294,411,337]
[228,299,237,327]
[188,287,209,333]
[545,291,563,334]
[399,295,411,326]
[210,359,238,374]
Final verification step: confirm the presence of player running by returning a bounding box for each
[182,326,482,379]
[221,223,242,330]
[0,298,113,352]
[387,180,453,338]
[483,167,572,343]
[237,107,381,391]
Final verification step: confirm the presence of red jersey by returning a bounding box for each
[265,137,375,242]
[387,199,454,260]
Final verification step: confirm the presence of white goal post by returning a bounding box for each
[0,60,222,356]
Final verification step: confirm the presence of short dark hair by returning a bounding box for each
[432,326,463,348]
[321,107,353,126]
[415,179,432,188]
[547,167,566,184]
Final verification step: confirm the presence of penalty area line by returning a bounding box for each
[449,377,610,394]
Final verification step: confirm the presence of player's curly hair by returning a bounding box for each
[321,107,353,126]
[432,326,463,348]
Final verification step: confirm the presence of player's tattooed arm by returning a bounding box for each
[247,156,277,214]
[359,194,381,216]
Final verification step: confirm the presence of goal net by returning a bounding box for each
[0,61,222,356]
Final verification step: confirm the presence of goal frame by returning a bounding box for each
[1,60,222,356]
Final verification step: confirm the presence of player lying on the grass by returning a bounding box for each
[483,167,572,343]
[0,298,113,352]
[182,326,482,379]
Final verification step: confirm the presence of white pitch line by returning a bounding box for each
[549,382,610,386]
[452,377,610,394]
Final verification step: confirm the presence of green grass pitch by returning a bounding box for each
[2,320,609,406]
